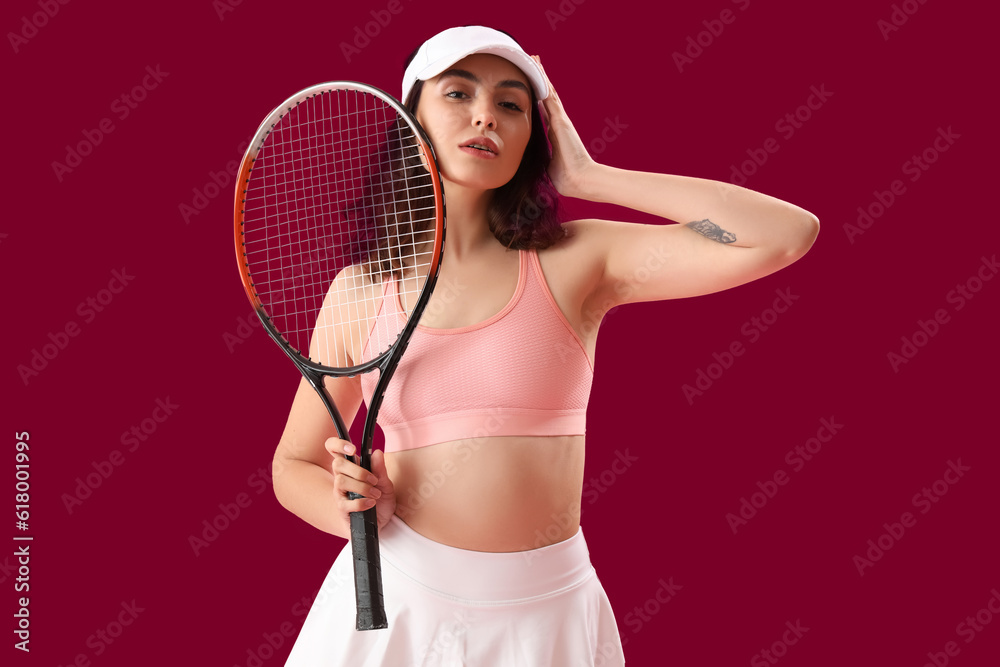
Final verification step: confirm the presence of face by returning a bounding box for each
[415,53,533,192]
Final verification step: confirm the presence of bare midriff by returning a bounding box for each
[386,434,585,552]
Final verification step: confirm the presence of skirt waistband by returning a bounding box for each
[374,515,594,603]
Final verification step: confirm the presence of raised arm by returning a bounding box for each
[535,57,820,307]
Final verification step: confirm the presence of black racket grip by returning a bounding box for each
[347,495,388,630]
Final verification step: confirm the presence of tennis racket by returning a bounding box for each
[234,82,445,631]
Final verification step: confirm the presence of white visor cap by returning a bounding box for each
[401,26,548,105]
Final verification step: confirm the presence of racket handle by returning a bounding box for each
[347,495,388,631]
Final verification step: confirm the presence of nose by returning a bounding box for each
[471,98,496,130]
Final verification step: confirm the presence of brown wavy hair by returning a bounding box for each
[404,32,564,250]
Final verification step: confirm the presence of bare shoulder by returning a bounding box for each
[543,218,631,256]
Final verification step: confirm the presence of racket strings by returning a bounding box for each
[241,88,437,370]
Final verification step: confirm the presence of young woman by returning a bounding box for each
[278,26,819,666]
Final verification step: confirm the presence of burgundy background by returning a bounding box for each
[5,0,998,665]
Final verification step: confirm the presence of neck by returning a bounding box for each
[440,180,499,259]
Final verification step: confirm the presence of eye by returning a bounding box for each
[445,90,469,100]
[499,101,525,112]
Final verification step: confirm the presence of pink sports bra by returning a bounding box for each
[359,249,593,452]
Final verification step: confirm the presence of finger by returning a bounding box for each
[324,437,356,458]
[537,93,551,131]
[531,54,560,113]
[341,495,377,513]
[369,450,394,493]
[532,56,559,103]
[331,455,379,485]
[336,475,382,500]
[369,448,386,475]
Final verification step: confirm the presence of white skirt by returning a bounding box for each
[284,516,625,666]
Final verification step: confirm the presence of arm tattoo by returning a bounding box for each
[686,218,737,244]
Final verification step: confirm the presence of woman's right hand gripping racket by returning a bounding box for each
[234,82,445,630]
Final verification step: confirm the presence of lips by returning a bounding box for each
[460,136,499,155]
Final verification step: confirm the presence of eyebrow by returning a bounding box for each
[438,68,531,95]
